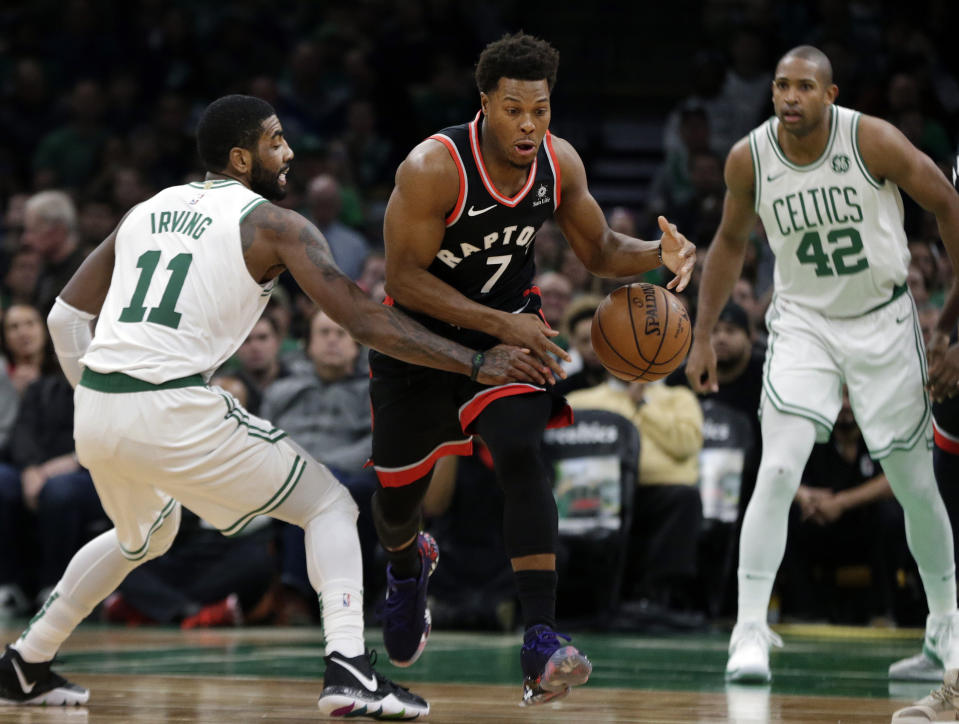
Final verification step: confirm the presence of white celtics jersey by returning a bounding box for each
[750,105,909,316]
[82,179,274,383]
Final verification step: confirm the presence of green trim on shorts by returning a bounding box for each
[870,305,931,459]
[80,368,205,393]
[218,392,287,442]
[762,377,836,429]
[220,454,306,537]
[761,305,837,429]
[119,498,178,561]
[869,408,931,459]
[859,283,907,317]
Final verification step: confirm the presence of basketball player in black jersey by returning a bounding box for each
[368,32,695,705]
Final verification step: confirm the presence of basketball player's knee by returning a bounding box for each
[144,505,181,561]
[759,455,804,488]
[493,439,539,473]
[328,480,359,520]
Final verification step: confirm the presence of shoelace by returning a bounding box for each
[734,623,784,652]
[929,680,959,706]
[364,649,413,695]
[382,582,415,632]
[525,628,572,658]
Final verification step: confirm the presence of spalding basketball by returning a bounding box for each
[590,283,692,382]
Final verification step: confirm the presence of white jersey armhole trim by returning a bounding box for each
[748,130,762,213]
[850,111,883,189]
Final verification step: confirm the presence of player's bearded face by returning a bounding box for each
[250,152,288,201]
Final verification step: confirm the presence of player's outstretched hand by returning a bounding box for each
[496,313,570,381]
[685,336,718,394]
[657,215,696,292]
[477,344,553,386]
[926,335,959,402]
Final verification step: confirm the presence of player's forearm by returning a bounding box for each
[935,207,959,332]
[385,267,511,338]
[349,301,475,376]
[693,234,747,336]
[582,230,663,278]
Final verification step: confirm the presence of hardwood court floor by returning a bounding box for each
[0,623,937,722]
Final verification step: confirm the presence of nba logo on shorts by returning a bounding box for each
[342,593,351,607]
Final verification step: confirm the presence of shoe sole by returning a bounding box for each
[0,688,90,706]
[521,647,592,706]
[387,535,439,668]
[725,667,771,684]
[318,691,428,720]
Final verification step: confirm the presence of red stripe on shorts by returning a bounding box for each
[934,419,959,455]
[374,439,474,487]
[458,383,574,433]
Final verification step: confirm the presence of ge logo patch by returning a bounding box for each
[831,154,850,173]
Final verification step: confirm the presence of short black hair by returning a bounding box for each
[196,94,276,173]
[778,45,834,86]
[474,32,560,95]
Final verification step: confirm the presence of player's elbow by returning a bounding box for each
[383,273,419,307]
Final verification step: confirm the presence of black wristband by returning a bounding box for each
[469,351,485,382]
[657,244,664,265]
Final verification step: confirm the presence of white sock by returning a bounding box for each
[883,444,958,617]
[304,510,365,658]
[16,530,139,662]
[737,403,817,624]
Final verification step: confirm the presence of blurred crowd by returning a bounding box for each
[0,0,957,631]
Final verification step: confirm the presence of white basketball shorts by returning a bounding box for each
[761,290,931,458]
[74,379,329,560]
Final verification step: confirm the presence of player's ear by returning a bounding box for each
[480,92,489,116]
[826,84,838,104]
[228,146,252,175]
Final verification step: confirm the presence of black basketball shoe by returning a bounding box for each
[0,645,89,705]
[318,649,429,720]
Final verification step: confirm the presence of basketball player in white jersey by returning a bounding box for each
[0,95,547,719]
[685,46,959,691]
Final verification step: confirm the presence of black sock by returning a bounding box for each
[515,569,557,629]
[387,539,421,580]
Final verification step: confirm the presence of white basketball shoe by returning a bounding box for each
[889,612,959,682]
[725,621,783,683]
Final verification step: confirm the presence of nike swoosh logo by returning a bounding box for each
[896,315,909,324]
[766,171,786,182]
[11,659,35,694]
[329,656,378,692]
[467,204,497,216]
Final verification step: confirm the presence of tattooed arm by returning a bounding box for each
[241,203,547,385]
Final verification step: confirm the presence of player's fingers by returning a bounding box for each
[657,215,675,240]
[514,357,546,385]
[668,272,690,292]
[537,348,567,378]
[687,366,708,394]
[704,364,719,394]
[544,339,572,363]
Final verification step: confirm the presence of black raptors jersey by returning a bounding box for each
[383,111,561,356]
